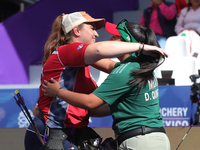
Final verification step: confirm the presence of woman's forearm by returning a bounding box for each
[57,89,104,110]
[42,79,106,110]
[84,41,167,65]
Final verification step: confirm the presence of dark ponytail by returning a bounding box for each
[125,22,165,89]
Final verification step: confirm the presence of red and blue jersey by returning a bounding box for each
[38,42,97,128]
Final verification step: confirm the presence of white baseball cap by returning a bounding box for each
[62,11,105,34]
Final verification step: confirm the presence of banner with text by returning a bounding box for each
[0,85,196,128]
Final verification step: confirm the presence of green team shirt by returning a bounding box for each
[93,53,163,135]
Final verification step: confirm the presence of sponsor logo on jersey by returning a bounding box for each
[77,44,83,50]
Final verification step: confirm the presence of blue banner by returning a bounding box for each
[159,85,196,127]
[0,85,196,128]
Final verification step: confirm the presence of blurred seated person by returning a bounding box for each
[140,0,177,50]
[175,0,200,57]
[175,0,189,16]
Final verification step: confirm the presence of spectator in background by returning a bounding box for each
[175,0,200,57]
[140,0,177,50]
[175,0,189,16]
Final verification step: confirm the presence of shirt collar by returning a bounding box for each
[114,53,138,68]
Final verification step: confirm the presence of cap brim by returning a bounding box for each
[105,22,121,36]
[85,18,105,30]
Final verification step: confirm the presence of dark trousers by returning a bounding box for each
[24,117,78,150]
[24,117,45,150]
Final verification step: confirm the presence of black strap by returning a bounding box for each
[117,126,166,145]
[37,108,45,124]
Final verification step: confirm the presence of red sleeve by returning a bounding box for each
[57,42,89,67]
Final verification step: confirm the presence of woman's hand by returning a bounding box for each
[32,103,39,117]
[142,44,168,57]
[42,78,61,97]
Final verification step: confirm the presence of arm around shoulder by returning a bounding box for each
[84,41,168,65]
[42,78,106,110]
